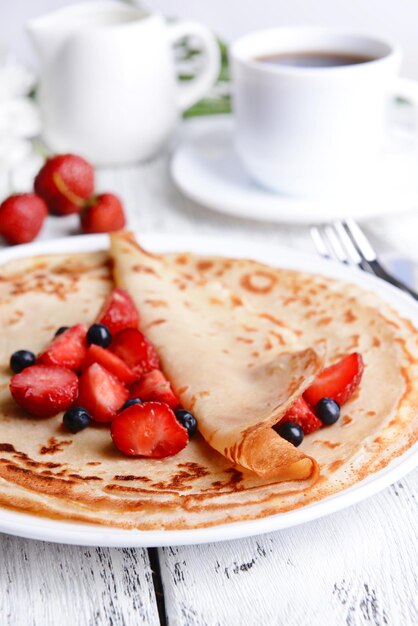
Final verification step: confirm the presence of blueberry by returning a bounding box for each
[63,406,92,433]
[120,398,143,412]
[86,323,112,348]
[175,409,197,436]
[275,421,304,447]
[10,350,36,373]
[55,326,69,337]
[315,397,340,425]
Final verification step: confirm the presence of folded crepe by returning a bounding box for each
[0,231,417,530]
[110,232,324,481]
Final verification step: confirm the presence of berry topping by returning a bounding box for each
[77,362,128,422]
[275,422,304,447]
[315,397,341,425]
[111,402,188,458]
[303,352,364,407]
[280,397,322,435]
[175,409,197,436]
[120,398,143,412]
[130,369,178,408]
[63,406,92,433]
[80,192,126,234]
[111,328,159,376]
[55,326,69,337]
[97,288,139,335]
[82,344,137,385]
[34,154,94,215]
[38,323,88,372]
[10,350,36,374]
[10,365,78,417]
[274,422,304,448]
[86,323,112,348]
[0,193,47,245]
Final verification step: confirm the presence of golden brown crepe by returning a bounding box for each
[0,231,417,530]
[110,232,324,482]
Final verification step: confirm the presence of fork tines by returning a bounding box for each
[311,222,366,268]
[311,219,418,301]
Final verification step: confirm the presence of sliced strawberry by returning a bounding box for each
[10,365,78,417]
[278,397,322,435]
[111,328,159,376]
[78,363,129,423]
[97,288,139,335]
[111,402,188,458]
[83,344,137,386]
[37,323,88,372]
[303,352,364,407]
[130,369,179,408]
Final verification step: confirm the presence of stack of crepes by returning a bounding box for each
[0,231,417,530]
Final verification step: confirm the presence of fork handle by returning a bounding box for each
[368,260,418,301]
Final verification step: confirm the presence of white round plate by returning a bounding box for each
[1,232,418,547]
[171,115,418,224]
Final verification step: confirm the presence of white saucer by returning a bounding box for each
[171,115,418,224]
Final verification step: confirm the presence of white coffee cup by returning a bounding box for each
[27,1,220,165]
[231,27,418,196]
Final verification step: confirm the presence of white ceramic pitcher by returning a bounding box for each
[27,1,221,165]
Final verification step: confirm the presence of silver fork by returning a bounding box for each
[311,219,418,301]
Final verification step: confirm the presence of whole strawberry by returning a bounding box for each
[34,154,94,216]
[0,193,47,245]
[80,193,126,234]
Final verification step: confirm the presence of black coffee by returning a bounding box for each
[256,51,376,68]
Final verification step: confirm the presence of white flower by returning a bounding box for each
[0,98,40,138]
[0,48,41,185]
[0,48,37,101]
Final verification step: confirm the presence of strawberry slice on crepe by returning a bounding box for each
[281,397,322,435]
[303,352,364,407]
[111,328,159,376]
[280,352,364,435]
[96,288,139,335]
[130,369,179,408]
[82,344,137,386]
[78,363,129,422]
[10,365,78,417]
[111,402,188,458]
[37,324,87,372]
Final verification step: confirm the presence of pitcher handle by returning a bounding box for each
[168,21,221,112]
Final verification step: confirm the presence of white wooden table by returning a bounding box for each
[1,142,418,626]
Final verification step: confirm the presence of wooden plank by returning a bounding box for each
[159,470,418,626]
[0,537,160,626]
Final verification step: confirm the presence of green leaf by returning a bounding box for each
[179,36,231,117]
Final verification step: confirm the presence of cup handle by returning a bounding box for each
[168,21,221,112]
